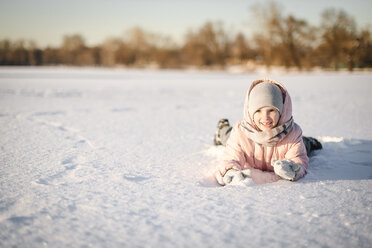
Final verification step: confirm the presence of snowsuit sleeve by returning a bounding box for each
[215,123,246,177]
[283,124,309,181]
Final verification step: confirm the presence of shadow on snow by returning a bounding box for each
[303,137,372,182]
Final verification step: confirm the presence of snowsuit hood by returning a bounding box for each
[243,78,292,129]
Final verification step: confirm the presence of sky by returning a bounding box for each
[0,0,371,48]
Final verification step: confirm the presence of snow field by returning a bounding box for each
[0,67,371,247]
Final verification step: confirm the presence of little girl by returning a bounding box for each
[213,78,322,185]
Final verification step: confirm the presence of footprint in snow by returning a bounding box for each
[61,155,84,170]
[33,156,83,186]
[34,178,50,186]
[123,174,150,182]
[32,111,66,117]
[61,157,74,165]
[7,216,35,225]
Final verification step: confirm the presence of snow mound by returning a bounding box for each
[203,145,226,158]
[319,136,344,143]
[307,137,372,181]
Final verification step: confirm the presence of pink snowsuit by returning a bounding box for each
[216,79,309,184]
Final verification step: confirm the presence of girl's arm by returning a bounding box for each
[216,123,246,177]
[284,125,309,181]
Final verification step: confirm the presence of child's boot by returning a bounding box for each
[213,119,232,146]
[302,136,322,155]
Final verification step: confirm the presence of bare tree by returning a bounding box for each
[42,47,60,65]
[250,2,282,68]
[182,21,229,66]
[0,40,12,65]
[355,29,372,68]
[317,9,358,70]
[123,27,155,66]
[59,34,95,65]
[279,15,315,69]
[230,33,256,64]
[101,38,121,67]
[251,2,315,69]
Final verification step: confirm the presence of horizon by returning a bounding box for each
[1,0,372,48]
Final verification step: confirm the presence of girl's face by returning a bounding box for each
[253,106,280,131]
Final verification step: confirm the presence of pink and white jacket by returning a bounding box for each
[216,79,309,184]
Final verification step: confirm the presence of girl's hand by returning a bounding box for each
[216,169,251,186]
[271,160,303,181]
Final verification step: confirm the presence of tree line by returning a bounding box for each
[1,4,371,71]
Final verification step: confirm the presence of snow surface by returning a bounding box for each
[0,67,371,248]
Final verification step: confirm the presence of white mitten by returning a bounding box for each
[271,160,303,181]
[223,169,245,185]
[217,169,253,186]
[216,172,225,186]
[241,169,252,177]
